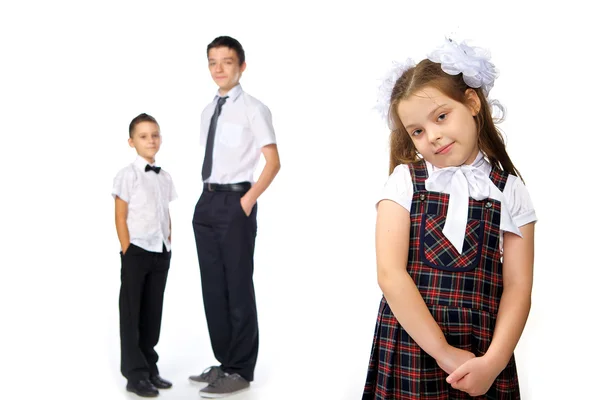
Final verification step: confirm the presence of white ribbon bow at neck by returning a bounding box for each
[425,165,522,254]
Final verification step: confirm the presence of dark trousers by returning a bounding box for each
[119,243,170,381]
[192,191,258,382]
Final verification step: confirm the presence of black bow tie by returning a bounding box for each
[145,164,161,174]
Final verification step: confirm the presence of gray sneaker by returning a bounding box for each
[189,366,225,384]
[199,373,250,398]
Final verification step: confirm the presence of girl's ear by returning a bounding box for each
[465,88,481,116]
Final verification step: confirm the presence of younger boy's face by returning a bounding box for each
[129,121,161,163]
[208,46,246,93]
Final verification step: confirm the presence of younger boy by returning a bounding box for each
[112,113,177,397]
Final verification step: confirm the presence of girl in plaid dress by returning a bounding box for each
[363,39,536,399]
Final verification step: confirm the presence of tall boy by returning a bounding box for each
[112,113,177,397]
[190,36,281,398]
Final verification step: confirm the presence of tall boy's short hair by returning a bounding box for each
[207,36,245,65]
[129,113,159,138]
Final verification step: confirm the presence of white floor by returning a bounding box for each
[102,250,379,400]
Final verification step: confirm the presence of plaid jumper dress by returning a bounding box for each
[363,160,520,399]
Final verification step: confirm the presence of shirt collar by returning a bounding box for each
[213,83,243,102]
[133,155,156,171]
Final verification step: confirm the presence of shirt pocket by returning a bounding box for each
[218,121,244,147]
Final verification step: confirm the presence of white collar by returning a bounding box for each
[213,83,243,102]
[133,155,156,171]
[424,152,521,253]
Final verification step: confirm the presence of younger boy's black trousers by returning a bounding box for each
[119,244,170,381]
[192,188,258,382]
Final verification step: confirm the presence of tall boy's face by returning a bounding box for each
[129,121,161,163]
[208,46,246,93]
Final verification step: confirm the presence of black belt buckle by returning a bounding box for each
[207,183,215,192]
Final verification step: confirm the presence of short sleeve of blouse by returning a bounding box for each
[376,164,414,212]
[504,175,537,227]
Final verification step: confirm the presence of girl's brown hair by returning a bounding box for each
[386,59,521,180]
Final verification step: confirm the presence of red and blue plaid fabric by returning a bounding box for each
[363,160,520,399]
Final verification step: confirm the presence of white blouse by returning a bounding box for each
[378,153,536,250]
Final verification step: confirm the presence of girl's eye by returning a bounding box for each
[438,113,447,121]
[412,129,422,137]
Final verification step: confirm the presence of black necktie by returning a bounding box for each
[202,96,228,181]
[145,164,161,174]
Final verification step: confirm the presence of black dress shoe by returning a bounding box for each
[149,375,172,389]
[126,379,159,397]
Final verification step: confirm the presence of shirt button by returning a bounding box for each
[419,194,426,201]
[485,201,492,208]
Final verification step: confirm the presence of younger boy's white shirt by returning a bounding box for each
[112,156,177,252]
[378,153,536,249]
[200,84,277,184]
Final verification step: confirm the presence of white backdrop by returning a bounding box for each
[2,1,599,399]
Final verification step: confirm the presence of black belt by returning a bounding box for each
[203,182,252,193]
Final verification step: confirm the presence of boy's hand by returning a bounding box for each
[435,344,476,375]
[240,195,255,217]
[446,356,502,397]
[122,243,130,254]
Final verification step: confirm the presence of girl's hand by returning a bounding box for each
[446,356,502,397]
[436,345,475,375]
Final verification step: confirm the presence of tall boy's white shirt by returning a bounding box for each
[200,84,277,184]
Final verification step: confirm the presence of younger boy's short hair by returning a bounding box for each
[207,36,245,66]
[129,113,159,138]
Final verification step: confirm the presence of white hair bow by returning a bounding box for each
[375,58,416,124]
[427,38,497,97]
[375,39,501,124]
